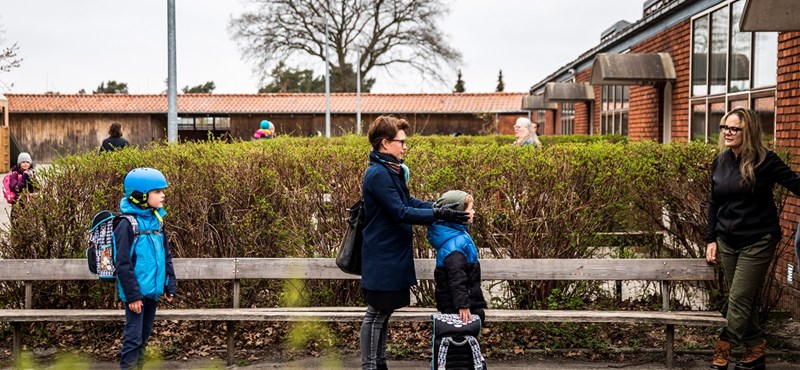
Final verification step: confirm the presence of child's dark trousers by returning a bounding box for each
[120,298,158,370]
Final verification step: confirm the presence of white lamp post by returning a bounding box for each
[313,17,332,138]
[348,46,362,135]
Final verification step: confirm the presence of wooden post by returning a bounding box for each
[227,279,240,366]
[25,282,32,309]
[662,280,674,369]
[12,322,21,361]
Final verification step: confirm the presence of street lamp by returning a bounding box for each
[347,46,362,135]
[312,16,332,138]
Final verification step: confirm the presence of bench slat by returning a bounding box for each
[0,308,726,327]
[0,258,715,281]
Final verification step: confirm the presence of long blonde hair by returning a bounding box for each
[513,117,542,148]
[718,107,766,189]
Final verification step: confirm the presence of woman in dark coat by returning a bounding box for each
[706,107,800,370]
[360,116,469,370]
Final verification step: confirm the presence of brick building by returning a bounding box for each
[4,92,528,164]
[525,0,800,316]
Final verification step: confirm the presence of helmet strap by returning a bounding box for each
[128,190,150,209]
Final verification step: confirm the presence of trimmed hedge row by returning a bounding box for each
[0,135,721,311]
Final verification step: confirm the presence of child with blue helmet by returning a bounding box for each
[115,167,177,370]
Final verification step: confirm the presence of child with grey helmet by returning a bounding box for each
[115,167,177,370]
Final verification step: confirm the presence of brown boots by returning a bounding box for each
[710,338,731,369]
[711,339,767,370]
[735,340,766,370]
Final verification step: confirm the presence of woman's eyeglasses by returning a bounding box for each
[388,139,407,146]
[719,125,742,134]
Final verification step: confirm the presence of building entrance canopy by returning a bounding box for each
[544,82,595,102]
[741,0,800,31]
[521,95,557,110]
[590,53,676,86]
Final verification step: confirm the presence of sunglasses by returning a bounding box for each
[719,124,742,134]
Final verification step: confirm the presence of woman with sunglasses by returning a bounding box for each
[706,107,800,370]
[360,115,470,370]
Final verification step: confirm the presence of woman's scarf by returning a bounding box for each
[371,151,410,185]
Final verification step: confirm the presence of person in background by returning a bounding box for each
[705,107,800,370]
[512,117,541,148]
[100,122,130,153]
[253,120,275,139]
[7,152,36,217]
[360,115,470,370]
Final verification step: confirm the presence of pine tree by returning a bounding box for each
[496,69,505,92]
[454,69,465,93]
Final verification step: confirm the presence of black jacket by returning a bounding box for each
[706,149,800,249]
[100,136,129,152]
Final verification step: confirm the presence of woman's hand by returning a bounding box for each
[459,308,471,323]
[433,203,470,223]
[706,242,717,264]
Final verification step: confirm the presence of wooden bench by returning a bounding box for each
[0,258,725,368]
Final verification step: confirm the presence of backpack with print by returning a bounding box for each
[2,172,22,204]
[86,210,140,280]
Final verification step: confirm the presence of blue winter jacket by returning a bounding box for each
[427,222,486,313]
[361,152,435,291]
[115,198,176,303]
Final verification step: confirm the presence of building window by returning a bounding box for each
[689,0,776,142]
[177,116,231,131]
[560,102,574,135]
[601,85,629,136]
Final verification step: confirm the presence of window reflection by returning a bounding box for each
[691,103,706,142]
[709,7,729,94]
[754,96,775,139]
[729,1,751,92]
[754,32,778,88]
[692,16,709,96]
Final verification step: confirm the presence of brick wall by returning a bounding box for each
[574,69,593,135]
[774,31,800,316]
[544,110,557,135]
[629,18,691,142]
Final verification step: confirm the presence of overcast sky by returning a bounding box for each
[0,0,646,95]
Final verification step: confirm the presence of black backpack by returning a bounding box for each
[86,210,139,280]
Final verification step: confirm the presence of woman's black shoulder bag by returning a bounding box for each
[336,198,365,275]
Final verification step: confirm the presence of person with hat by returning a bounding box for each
[427,190,485,325]
[7,152,36,210]
[253,120,276,139]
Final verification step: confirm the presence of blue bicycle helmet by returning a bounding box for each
[123,168,168,208]
[260,120,273,130]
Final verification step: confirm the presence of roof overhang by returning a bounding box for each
[521,95,557,110]
[741,0,800,31]
[544,82,595,102]
[590,53,676,85]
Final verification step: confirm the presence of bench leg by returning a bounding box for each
[12,322,21,363]
[665,324,675,369]
[227,322,235,366]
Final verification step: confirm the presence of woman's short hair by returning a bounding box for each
[109,122,123,138]
[368,115,410,151]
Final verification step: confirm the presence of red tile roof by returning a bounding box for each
[6,93,528,114]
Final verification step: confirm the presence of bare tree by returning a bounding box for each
[229,0,461,91]
[0,22,22,74]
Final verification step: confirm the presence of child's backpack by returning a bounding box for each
[86,210,139,280]
[431,313,485,370]
[2,172,22,204]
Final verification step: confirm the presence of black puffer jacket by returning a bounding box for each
[428,222,487,313]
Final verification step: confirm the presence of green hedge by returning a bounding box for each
[0,136,723,311]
